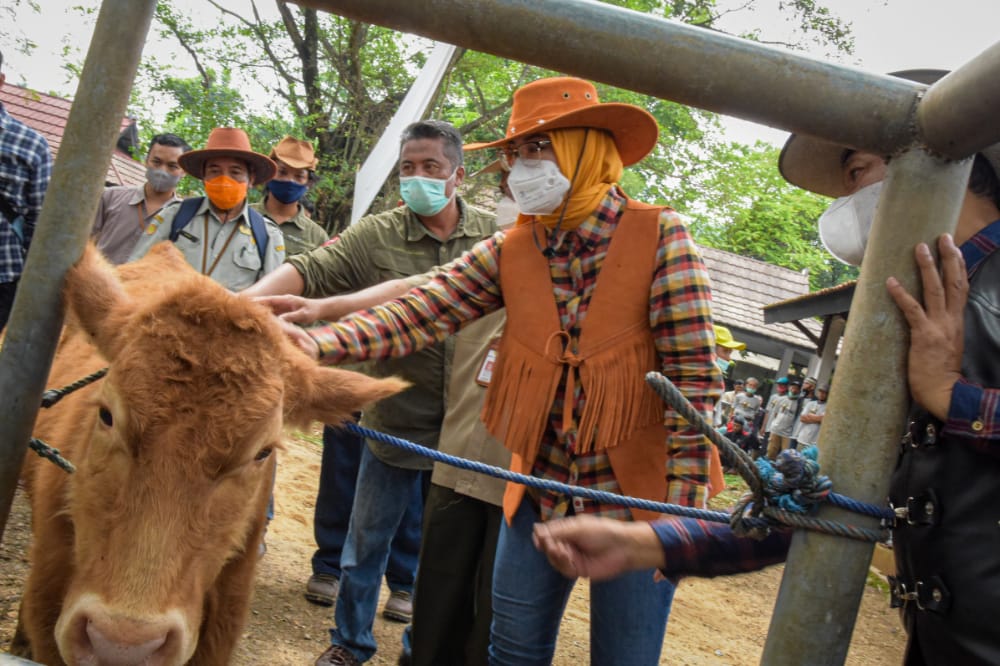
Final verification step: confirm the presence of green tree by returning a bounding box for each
[11,0,857,275]
[685,141,858,289]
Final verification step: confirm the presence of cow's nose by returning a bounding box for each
[85,619,168,666]
[68,609,184,666]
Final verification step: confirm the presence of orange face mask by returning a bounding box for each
[204,175,249,211]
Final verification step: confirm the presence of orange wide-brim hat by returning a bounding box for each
[464,77,660,167]
[179,127,277,185]
[779,69,1000,198]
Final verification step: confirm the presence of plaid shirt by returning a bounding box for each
[651,518,791,579]
[311,188,721,518]
[946,218,1000,442]
[0,102,51,283]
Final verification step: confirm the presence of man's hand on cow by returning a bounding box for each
[532,516,665,581]
[275,318,321,360]
[886,233,967,421]
[254,294,323,325]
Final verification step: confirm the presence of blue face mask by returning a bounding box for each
[716,358,731,374]
[267,179,309,204]
[400,173,454,217]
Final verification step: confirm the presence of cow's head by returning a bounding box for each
[51,244,406,665]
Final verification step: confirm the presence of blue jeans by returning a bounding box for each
[489,499,675,666]
[329,443,428,662]
[312,424,421,592]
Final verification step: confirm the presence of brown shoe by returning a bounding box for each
[315,644,361,666]
[381,590,412,623]
[305,573,340,607]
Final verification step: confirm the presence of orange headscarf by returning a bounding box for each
[517,128,624,230]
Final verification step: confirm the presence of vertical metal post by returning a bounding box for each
[760,148,972,665]
[0,0,157,544]
[815,315,844,389]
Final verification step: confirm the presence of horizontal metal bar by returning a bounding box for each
[918,40,1000,159]
[294,0,921,154]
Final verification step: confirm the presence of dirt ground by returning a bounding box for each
[1,427,905,665]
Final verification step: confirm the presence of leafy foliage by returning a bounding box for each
[680,141,858,289]
[4,0,858,285]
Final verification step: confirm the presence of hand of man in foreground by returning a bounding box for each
[254,294,323,325]
[886,234,967,421]
[532,516,665,581]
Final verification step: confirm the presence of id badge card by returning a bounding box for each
[476,341,500,387]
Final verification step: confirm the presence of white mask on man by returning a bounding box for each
[817,181,883,266]
[506,158,571,216]
[494,195,520,230]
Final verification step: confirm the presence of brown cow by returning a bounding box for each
[14,243,406,665]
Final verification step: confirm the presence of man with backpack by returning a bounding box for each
[129,127,285,291]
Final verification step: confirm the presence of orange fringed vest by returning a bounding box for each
[483,199,723,523]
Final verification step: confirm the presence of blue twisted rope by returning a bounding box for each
[345,423,886,543]
[346,423,761,526]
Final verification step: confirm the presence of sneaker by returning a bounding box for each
[381,590,412,623]
[305,573,340,607]
[315,644,361,666]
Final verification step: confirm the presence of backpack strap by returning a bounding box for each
[245,206,269,265]
[169,197,269,266]
[168,197,206,243]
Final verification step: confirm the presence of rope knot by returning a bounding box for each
[756,445,832,514]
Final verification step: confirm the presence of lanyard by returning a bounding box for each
[201,212,243,278]
[135,200,149,230]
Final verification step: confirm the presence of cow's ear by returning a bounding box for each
[64,244,131,358]
[281,353,409,429]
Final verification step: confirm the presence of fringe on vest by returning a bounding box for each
[482,333,562,461]
[575,321,663,454]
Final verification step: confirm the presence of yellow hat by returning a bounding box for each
[713,325,746,351]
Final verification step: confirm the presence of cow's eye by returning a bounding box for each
[254,447,273,462]
[98,407,113,427]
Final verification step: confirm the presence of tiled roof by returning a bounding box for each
[699,244,821,350]
[1,82,145,187]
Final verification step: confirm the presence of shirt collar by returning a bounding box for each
[959,218,1000,276]
[405,196,475,242]
[549,187,626,250]
[128,185,147,206]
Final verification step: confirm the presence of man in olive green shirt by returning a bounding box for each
[251,136,329,256]
[243,119,495,666]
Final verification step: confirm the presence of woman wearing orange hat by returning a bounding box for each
[293,77,723,666]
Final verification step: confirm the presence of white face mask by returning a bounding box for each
[494,195,520,230]
[506,158,570,216]
[817,181,883,266]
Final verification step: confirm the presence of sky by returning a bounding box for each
[3,0,999,147]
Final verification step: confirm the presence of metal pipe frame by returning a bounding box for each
[761,149,972,665]
[919,40,1000,159]
[296,0,1000,159]
[0,0,994,662]
[290,1,999,663]
[0,0,157,544]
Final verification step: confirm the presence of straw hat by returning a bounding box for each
[179,127,277,185]
[464,77,659,166]
[270,135,318,171]
[779,69,1000,198]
